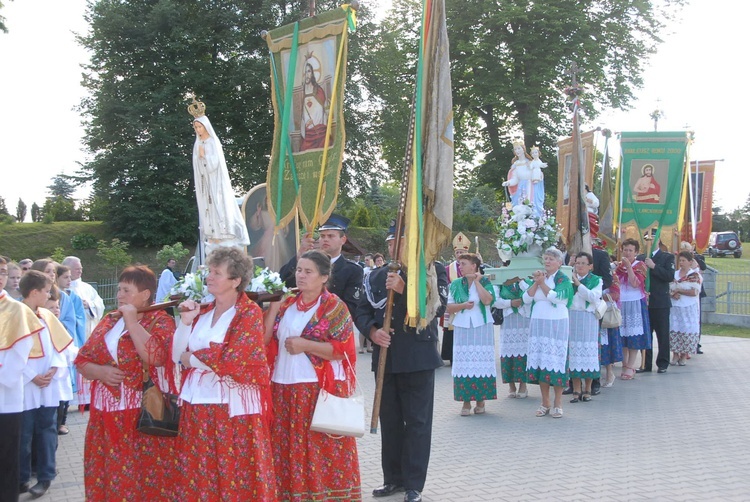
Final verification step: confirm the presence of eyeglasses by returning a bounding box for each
[21,267,30,271]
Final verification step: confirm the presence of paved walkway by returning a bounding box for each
[39,333,750,501]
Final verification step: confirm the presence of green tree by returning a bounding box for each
[364,0,683,198]
[30,202,41,223]
[78,0,379,246]
[0,0,10,34]
[16,198,27,222]
[0,195,8,216]
[47,175,77,199]
[156,242,190,267]
[51,247,67,264]
[97,239,133,278]
[43,197,82,222]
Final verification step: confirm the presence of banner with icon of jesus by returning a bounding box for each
[265,5,356,233]
[616,131,689,250]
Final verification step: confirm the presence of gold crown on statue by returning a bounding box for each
[531,144,540,152]
[187,96,206,118]
[512,139,525,148]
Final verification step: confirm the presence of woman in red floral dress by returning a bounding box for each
[173,247,276,501]
[266,250,361,501]
[75,265,178,501]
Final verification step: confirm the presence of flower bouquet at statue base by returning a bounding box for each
[168,267,211,302]
[485,200,563,286]
[245,266,289,303]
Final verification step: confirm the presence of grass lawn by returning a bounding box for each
[702,323,750,339]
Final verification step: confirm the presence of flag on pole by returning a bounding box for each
[404,0,454,327]
[598,133,617,248]
[264,6,357,232]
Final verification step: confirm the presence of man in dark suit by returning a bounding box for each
[640,240,675,373]
[279,214,363,317]
[355,226,448,502]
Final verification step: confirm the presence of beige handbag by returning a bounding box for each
[600,294,622,329]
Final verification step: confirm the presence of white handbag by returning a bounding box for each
[594,298,608,320]
[309,353,365,438]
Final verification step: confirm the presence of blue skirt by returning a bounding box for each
[621,299,651,350]
[599,327,623,365]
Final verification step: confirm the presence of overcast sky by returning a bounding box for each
[1,0,747,221]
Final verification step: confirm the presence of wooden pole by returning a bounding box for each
[370,93,416,434]
[309,0,315,17]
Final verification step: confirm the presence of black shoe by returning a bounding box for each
[404,490,423,502]
[657,368,668,374]
[591,386,601,396]
[373,484,404,497]
[636,368,651,373]
[19,483,30,494]
[562,386,574,395]
[29,481,50,499]
[697,348,704,354]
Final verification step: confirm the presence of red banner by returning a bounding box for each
[680,160,715,253]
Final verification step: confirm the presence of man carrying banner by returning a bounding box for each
[356,223,448,502]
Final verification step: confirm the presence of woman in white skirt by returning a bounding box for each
[669,251,702,365]
[494,280,529,399]
[614,238,651,380]
[447,253,497,416]
[568,252,602,403]
[524,247,573,419]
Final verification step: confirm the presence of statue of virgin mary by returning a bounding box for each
[189,98,250,250]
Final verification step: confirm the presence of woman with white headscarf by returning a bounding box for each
[191,105,250,250]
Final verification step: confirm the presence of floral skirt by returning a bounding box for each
[84,407,177,501]
[272,382,362,502]
[501,355,528,384]
[599,327,623,365]
[453,375,497,401]
[177,403,276,502]
[670,304,700,354]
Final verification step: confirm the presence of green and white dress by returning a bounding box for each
[524,271,573,387]
[448,277,497,402]
[494,281,530,384]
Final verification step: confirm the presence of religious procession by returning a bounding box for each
[0,0,730,501]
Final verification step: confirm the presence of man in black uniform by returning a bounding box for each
[355,224,448,502]
[639,239,675,373]
[279,214,363,317]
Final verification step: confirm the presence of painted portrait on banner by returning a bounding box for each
[281,39,337,154]
[630,159,668,204]
[242,184,298,272]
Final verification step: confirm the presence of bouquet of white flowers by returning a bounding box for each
[168,266,209,301]
[246,266,288,295]
[496,200,560,257]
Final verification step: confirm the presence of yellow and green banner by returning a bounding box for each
[264,6,356,232]
[616,131,689,250]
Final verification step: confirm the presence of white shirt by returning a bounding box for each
[0,293,35,414]
[172,307,261,417]
[619,261,646,302]
[449,282,493,328]
[492,282,530,317]
[156,268,177,302]
[523,273,569,320]
[570,274,603,313]
[23,317,68,410]
[271,300,345,385]
[585,191,600,214]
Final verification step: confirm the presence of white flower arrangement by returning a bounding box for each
[168,266,209,301]
[246,266,288,295]
[496,200,561,257]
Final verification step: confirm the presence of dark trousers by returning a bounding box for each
[646,307,671,371]
[0,412,22,502]
[378,369,435,492]
[440,329,454,363]
[57,401,69,428]
[20,407,58,484]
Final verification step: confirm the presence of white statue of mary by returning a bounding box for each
[502,141,545,217]
[189,98,250,250]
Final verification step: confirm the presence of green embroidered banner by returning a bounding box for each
[617,131,689,250]
[264,6,355,232]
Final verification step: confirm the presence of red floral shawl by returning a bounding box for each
[74,309,177,409]
[615,260,647,299]
[268,289,356,397]
[187,292,271,414]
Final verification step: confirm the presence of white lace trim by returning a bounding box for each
[452,324,497,378]
[620,299,645,337]
[499,313,530,357]
[526,318,569,374]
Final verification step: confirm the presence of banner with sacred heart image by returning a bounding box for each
[616,131,690,250]
[264,6,356,233]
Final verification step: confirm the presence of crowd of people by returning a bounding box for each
[0,216,707,502]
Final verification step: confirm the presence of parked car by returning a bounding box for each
[707,231,743,258]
